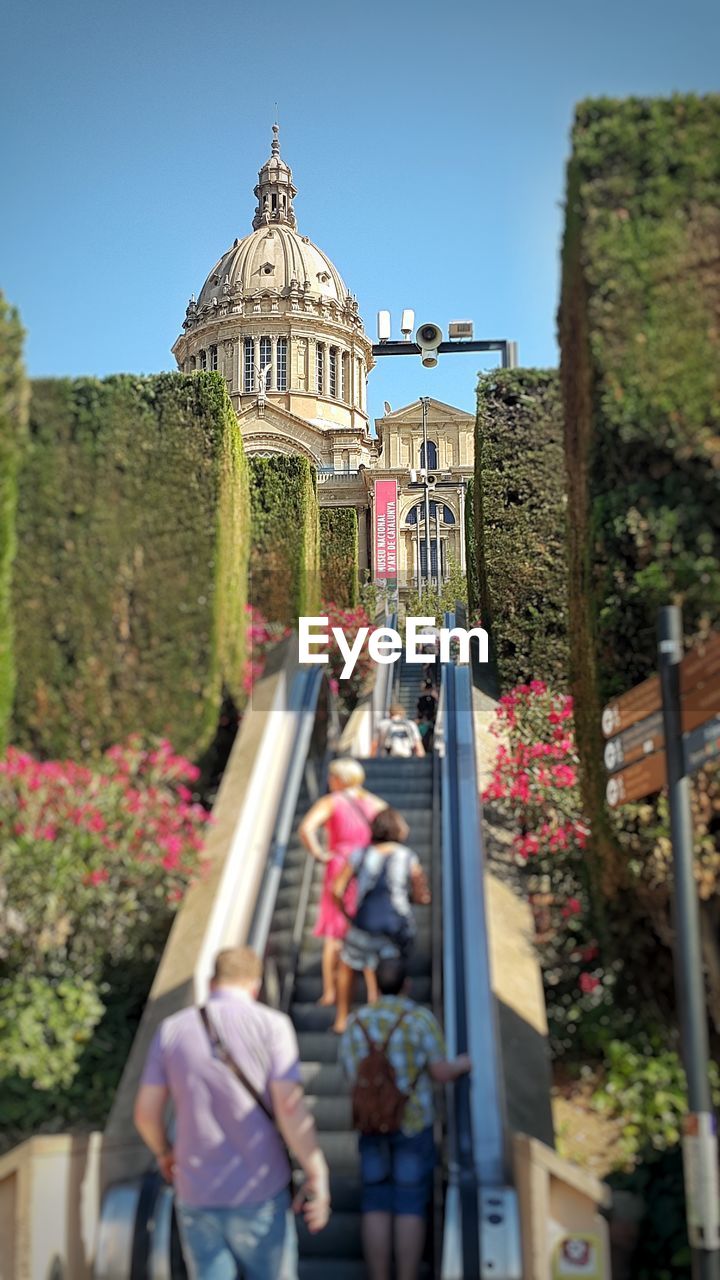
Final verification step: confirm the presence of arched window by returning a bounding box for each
[199,349,207,371]
[276,338,288,391]
[244,338,254,391]
[329,348,337,398]
[259,336,271,372]
[316,343,325,394]
[405,501,455,525]
[419,440,437,470]
[342,352,349,402]
[210,345,218,371]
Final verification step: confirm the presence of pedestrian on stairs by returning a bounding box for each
[339,956,471,1280]
[331,808,430,1034]
[298,758,387,1007]
[133,946,331,1280]
[374,703,425,758]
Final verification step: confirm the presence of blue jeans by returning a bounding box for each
[176,1190,298,1280]
[359,1125,436,1217]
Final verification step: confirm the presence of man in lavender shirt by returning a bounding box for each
[134,947,330,1279]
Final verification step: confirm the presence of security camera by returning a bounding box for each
[415,323,443,368]
[401,308,415,337]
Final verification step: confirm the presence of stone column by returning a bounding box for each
[458,484,467,571]
[308,338,317,393]
[236,339,243,394]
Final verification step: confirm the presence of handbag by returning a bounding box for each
[198,1005,294,1192]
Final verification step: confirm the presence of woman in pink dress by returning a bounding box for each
[298,758,387,1009]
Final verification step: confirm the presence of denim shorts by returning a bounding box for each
[176,1189,298,1280]
[359,1125,436,1217]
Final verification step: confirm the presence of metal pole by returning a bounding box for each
[436,502,442,589]
[415,511,421,592]
[658,605,720,1277]
[421,397,432,591]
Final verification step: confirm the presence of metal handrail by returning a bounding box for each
[439,613,522,1279]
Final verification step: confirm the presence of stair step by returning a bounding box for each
[294,973,432,1005]
[297,1210,362,1257]
[304,1094,353,1130]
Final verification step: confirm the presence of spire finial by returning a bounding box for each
[271,122,280,156]
[252,124,298,231]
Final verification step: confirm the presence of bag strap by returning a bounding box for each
[354,1017,376,1053]
[381,1008,408,1053]
[198,1005,274,1124]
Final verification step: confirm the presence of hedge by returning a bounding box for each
[0,295,26,751]
[13,373,248,758]
[559,95,720,895]
[464,477,480,619]
[473,369,569,690]
[249,455,321,625]
[320,507,359,607]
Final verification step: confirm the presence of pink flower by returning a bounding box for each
[579,973,600,994]
[36,824,57,841]
[561,897,582,918]
[88,868,109,886]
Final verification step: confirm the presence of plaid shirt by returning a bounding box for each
[339,995,446,1135]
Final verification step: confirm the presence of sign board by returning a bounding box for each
[601,675,661,739]
[680,631,720,694]
[552,1235,604,1279]
[603,709,664,773]
[606,751,667,808]
[373,479,398,586]
[682,1112,720,1249]
[684,715,720,776]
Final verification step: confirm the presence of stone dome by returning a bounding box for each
[196,224,350,311]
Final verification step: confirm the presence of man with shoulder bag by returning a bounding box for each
[339,956,471,1280]
[134,946,330,1280]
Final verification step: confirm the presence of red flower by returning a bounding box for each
[88,868,109,886]
[579,973,600,994]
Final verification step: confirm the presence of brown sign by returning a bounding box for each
[602,633,720,740]
[680,631,720,694]
[606,751,667,808]
[602,675,661,739]
[604,710,664,773]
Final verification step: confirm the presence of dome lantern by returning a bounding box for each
[252,124,298,231]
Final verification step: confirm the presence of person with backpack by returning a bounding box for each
[331,808,429,1034]
[339,956,471,1280]
[374,703,424,758]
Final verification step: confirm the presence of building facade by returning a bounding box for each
[172,129,473,589]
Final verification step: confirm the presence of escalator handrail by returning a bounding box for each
[438,614,512,1277]
[371,611,398,734]
[247,663,327,960]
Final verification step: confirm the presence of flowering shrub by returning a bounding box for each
[482,682,610,1055]
[244,604,291,695]
[321,601,377,716]
[0,737,209,1142]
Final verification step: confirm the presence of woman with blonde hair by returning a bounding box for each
[299,758,387,1009]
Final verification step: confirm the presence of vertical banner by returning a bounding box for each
[374,478,398,598]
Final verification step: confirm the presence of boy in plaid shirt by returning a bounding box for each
[339,957,471,1280]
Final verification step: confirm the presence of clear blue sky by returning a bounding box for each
[2,0,718,425]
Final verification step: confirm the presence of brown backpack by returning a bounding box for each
[351,1011,424,1136]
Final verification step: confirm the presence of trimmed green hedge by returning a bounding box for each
[13,373,248,758]
[559,95,720,892]
[320,508,358,607]
[464,477,480,619]
[0,296,26,751]
[249,456,320,624]
[473,369,569,689]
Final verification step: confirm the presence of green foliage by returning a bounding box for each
[13,373,248,759]
[0,295,26,751]
[464,477,480,618]
[249,455,321,624]
[0,737,207,1148]
[593,1030,720,1163]
[473,369,569,690]
[559,95,720,895]
[320,508,359,607]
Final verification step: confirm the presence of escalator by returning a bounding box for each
[94,625,523,1279]
[270,750,436,1278]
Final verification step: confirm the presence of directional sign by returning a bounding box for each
[604,709,664,774]
[602,675,661,739]
[606,751,667,808]
[680,631,720,694]
[682,673,720,733]
[684,715,720,776]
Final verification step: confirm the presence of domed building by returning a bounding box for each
[171,126,376,477]
[172,128,474,590]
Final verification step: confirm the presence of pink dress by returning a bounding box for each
[313,790,376,939]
